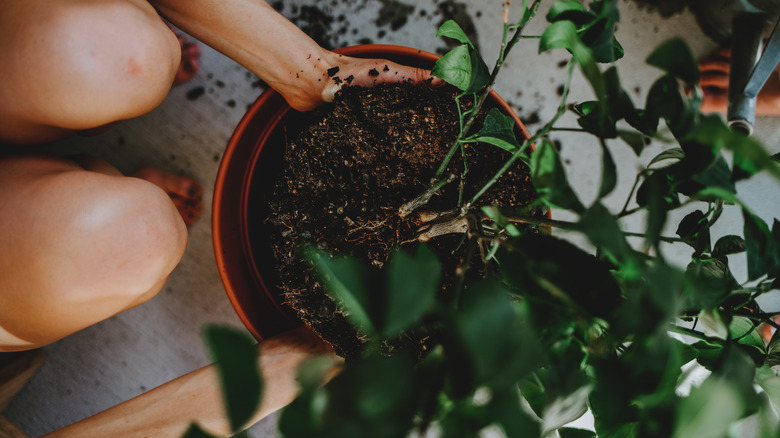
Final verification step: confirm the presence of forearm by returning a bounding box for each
[149,0,436,110]
[43,328,340,437]
[150,0,337,110]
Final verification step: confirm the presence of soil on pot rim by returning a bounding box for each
[265,82,540,358]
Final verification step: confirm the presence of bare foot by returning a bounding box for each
[699,47,780,116]
[167,25,202,84]
[131,166,203,226]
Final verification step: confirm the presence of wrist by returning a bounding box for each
[268,47,343,112]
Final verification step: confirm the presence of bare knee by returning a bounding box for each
[0,158,187,346]
[0,0,180,142]
[43,170,189,300]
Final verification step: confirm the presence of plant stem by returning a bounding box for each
[398,174,458,217]
[477,209,687,243]
[399,0,542,218]
[464,139,532,208]
[550,127,588,132]
[622,231,685,244]
[466,60,576,208]
[617,172,644,217]
[668,324,720,343]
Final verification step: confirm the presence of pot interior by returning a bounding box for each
[214,45,530,341]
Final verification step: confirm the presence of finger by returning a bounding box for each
[322,59,445,102]
[346,60,444,87]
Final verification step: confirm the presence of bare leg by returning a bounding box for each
[699,47,780,116]
[43,327,341,438]
[0,0,181,145]
[71,157,204,226]
[0,155,188,351]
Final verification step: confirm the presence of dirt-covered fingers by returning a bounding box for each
[321,58,444,103]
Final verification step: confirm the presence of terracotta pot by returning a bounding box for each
[213,44,531,341]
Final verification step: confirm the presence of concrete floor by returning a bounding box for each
[4,1,780,437]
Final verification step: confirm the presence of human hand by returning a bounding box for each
[284,54,444,112]
[321,55,444,103]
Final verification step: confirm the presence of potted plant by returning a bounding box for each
[214,42,538,358]
[206,0,780,436]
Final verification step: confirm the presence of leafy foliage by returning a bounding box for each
[186,326,262,437]
[203,1,780,436]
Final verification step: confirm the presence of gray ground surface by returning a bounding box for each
[5,1,780,436]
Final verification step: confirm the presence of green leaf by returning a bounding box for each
[712,235,746,257]
[466,45,491,93]
[203,325,262,433]
[488,387,542,437]
[432,42,489,93]
[481,206,522,237]
[772,219,780,278]
[648,148,685,168]
[693,186,743,206]
[685,258,738,310]
[559,428,597,438]
[589,355,640,436]
[297,355,342,394]
[692,155,736,193]
[308,249,375,334]
[598,142,617,198]
[578,202,636,266]
[574,100,615,138]
[766,331,780,373]
[530,139,585,212]
[676,210,711,256]
[542,384,591,435]
[755,366,780,418]
[617,129,650,156]
[540,19,607,107]
[644,75,688,132]
[519,372,548,418]
[580,4,623,63]
[540,20,579,53]
[636,173,673,247]
[673,377,747,438]
[383,245,441,337]
[500,233,624,321]
[469,108,521,153]
[546,0,587,22]
[454,279,542,386]
[729,316,766,357]
[432,45,472,92]
[686,114,780,180]
[743,211,778,281]
[182,424,220,438]
[280,353,418,438]
[692,340,724,371]
[646,38,699,85]
[436,19,473,47]
[572,39,607,106]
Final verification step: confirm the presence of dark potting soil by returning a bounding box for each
[266,83,539,358]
